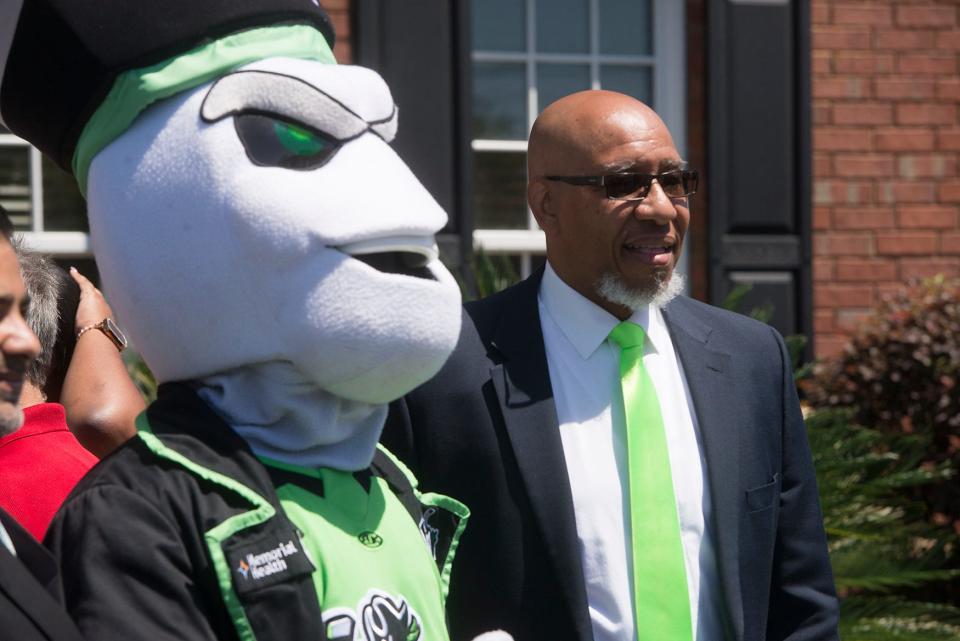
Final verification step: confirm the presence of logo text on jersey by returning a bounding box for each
[236,539,300,581]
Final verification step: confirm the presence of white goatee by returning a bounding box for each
[595,270,686,311]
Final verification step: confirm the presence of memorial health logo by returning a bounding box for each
[236,539,300,582]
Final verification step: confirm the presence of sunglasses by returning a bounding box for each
[544,168,699,201]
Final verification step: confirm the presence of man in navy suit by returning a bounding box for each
[384,91,839,641]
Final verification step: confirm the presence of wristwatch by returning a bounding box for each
[76,317,128,352]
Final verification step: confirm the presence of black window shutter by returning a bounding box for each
[707,0,812,354]
[353,0,473,277]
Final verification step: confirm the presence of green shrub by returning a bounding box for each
[122,349,157,404]
[802,276,960,533]
[466,248,519,300]
[807,408,960,639]
[801,275,960,633]
[804,275,959,435]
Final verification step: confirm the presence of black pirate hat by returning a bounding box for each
[0,0,335,187]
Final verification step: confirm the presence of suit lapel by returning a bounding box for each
[663,299,744,641]
[487,272,593,641]
[0,510,79,640]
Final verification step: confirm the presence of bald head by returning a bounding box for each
[526,89,690,320]
[528,90,673,178]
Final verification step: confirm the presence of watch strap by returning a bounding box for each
[76,318,126,352]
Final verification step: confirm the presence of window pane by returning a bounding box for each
[600,65,653,104]
[536,0,588,53]
[473,151,527,229]
[0,146,32,230]
[473,63,527,139]
[42,156,87,231]
[537,64,590,112]
[600,0,652,55]
[472,0,526,51]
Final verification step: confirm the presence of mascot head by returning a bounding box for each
[0,1,462,465]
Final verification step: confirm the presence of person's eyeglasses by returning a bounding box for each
[544,168,699,201]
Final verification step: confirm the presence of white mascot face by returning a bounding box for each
[85,58,462,404]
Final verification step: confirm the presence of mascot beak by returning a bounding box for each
[337,236,439,280]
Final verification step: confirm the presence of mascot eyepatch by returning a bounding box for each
[0,2,502,640]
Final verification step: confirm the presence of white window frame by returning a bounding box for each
[0,132,91,256]
[470,0,688,280]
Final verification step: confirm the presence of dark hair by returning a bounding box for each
[11,240,79,400]
[46,265,80,402]
[0,204,13,241]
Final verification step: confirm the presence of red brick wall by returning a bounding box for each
[811,1,959,358]
[322,0,352,63]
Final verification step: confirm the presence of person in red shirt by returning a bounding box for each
[0,401,95,541]
[0,240,143,540]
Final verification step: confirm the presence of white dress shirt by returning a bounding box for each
[538,262,725,641]
[0,519,15,556]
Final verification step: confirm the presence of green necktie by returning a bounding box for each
[608,321,693,641]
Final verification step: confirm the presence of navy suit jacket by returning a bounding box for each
[383,270,839,641]
[0,509,85,641]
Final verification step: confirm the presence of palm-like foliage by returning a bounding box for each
[122,348,157,403]
[465,248,519,300]
[806,408,960,640]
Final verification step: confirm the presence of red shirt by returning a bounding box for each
[0,403,97,540]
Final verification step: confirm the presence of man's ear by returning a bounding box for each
[528,178,558,236]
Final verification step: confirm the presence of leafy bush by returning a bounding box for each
[807,408,960,639]
[803,275,959,437]
[799,275,960,636]
[465,248,519,300]
[122,349,156,403]
[801,276,960,535]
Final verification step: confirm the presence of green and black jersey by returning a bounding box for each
[262,457,466,641]
[45,383,468,641]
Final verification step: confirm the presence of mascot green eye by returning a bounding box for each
[234,114,340,170]
[274,121,326,155]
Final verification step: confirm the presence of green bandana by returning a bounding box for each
[72,24,335,196]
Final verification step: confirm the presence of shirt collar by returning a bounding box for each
[0,521,15,557]
[632,304,669,357]
[539,262,667,359]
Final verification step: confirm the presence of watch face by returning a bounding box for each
[104,317,128,349]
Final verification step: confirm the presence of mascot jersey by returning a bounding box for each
[0,2,471,640]
[267,459,463,641]
[43,382,467,641]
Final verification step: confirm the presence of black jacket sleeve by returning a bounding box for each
[45,483,227,641]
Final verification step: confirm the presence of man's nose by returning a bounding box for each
[634,180,678,224]
[3,316,41,362]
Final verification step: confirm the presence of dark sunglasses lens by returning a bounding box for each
[659,170,698,197]
[606,174,649,199]
[658,171,684,196]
